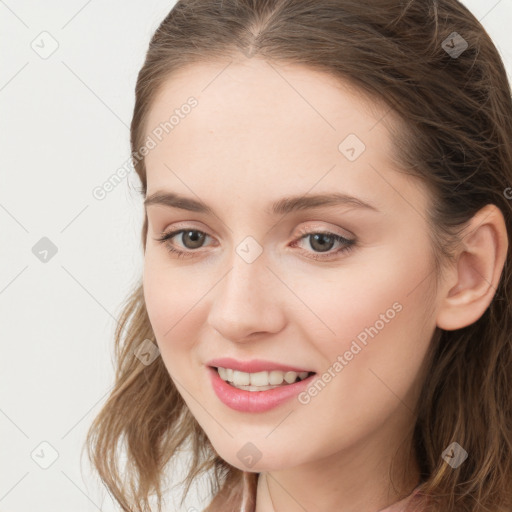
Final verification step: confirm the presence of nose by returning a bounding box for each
[206,249,287,343]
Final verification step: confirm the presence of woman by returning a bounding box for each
[85,1,512,511]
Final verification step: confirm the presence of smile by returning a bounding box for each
[208,366,317,413]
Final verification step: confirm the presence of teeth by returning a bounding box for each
[216,367,311,387]
[233,370,250,386]
[250,371,269,386]
[269,370,284,385]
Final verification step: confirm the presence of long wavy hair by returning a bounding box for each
[84,1,512,511]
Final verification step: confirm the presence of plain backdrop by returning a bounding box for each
[1,1,511,511]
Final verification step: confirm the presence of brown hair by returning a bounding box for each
[84,1,512,511]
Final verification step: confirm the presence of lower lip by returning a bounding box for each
[207,366,316,413]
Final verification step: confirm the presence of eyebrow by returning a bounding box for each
[144,191,380,216]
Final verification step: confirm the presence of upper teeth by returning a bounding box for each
[217,367,310,386]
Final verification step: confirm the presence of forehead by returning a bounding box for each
[144,57,390,146]
[142,57,424,213]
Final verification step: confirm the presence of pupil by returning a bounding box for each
[184,230,205,249]
[310,233,334,252]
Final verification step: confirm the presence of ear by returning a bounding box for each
[436,204,508,331]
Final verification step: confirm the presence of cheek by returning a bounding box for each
[300,240,431,354]
[292,249,427,353]
[321,235,433,342]
[142,252,207,366]
[294,245,435,429]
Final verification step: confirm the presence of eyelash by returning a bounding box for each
[154,226,356,261]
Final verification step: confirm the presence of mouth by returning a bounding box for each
[207,365,318,413]
[210,365,316,392]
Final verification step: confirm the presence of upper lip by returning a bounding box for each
[206,357,315,373]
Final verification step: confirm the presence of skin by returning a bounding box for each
[141,56,508,512]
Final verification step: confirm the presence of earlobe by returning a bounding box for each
[436,204,508,331]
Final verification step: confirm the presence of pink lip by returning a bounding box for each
[207,366,317,413]
[205,357,313,373]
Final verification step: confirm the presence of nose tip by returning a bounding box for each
[206,255,286,342]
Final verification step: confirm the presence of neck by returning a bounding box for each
[254,424,420,512]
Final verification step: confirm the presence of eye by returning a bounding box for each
[290,228,356,261]
[154,227,356,261]
[154,229,213,258]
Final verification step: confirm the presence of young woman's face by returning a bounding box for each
[142,57,440,474]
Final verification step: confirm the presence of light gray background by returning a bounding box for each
[1,1,511,511]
